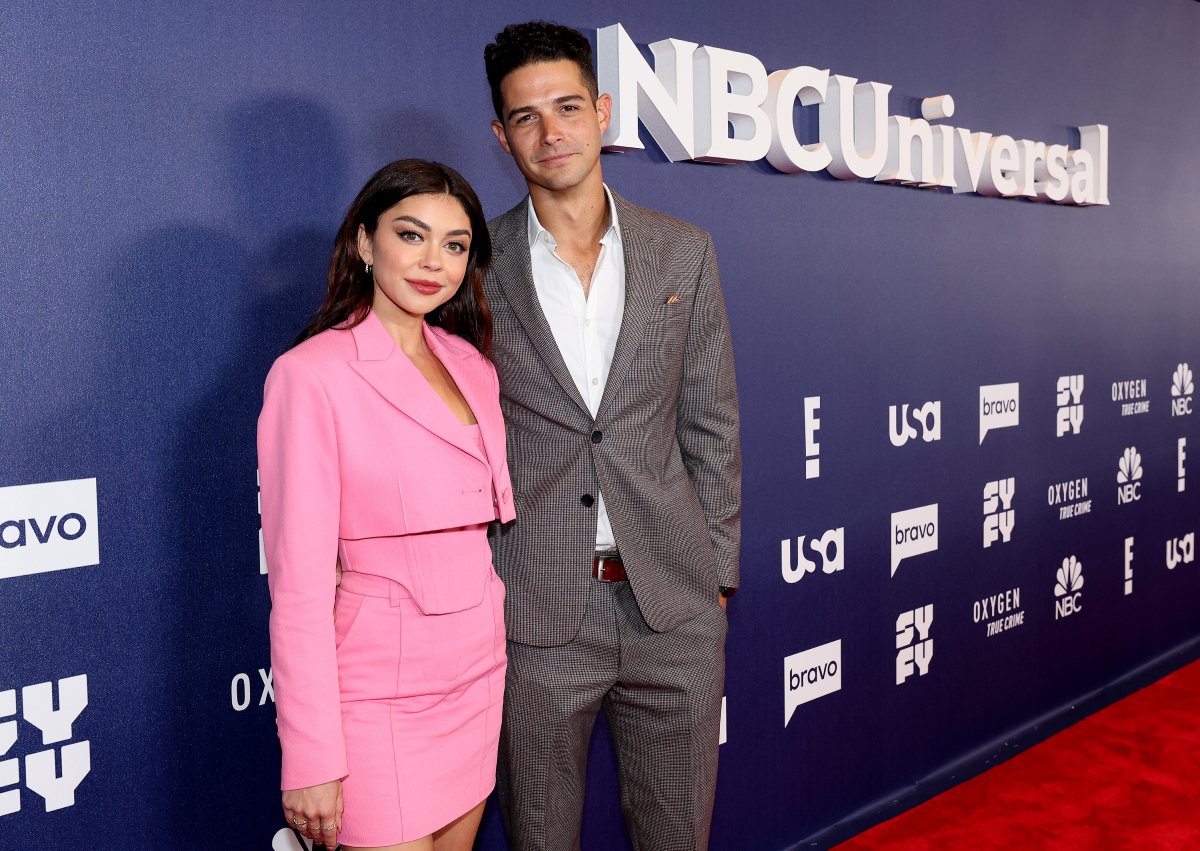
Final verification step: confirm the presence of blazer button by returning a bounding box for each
[591,430,603,444]
[580,494,595,508]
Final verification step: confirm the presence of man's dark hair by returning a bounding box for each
[484,21,599,121]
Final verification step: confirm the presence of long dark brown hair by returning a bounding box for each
[293,159,493,355]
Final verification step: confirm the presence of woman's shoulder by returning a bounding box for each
[268,325,356,381]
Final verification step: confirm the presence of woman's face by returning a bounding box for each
[358,193,473,325]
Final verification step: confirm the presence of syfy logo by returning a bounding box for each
[0,479,100,580]
[979,383,1019,444]
[1166,533,1195,571]
[890,503,938,576]
[1180,438,1188,493]
[974,587,1024,637]
[889,401,941,447]
[1117,447,1143,506]
[1124,537,1134,596]
[1112,378,1149,416]
[1054,556,1084,619]
[1170,363,1193,417]
[1056,375,1084,436]
[983,478,1015,548]
[781,527,844,583]
[596,24,1109,206]
[896,605,933,685]
[0,675,90,816]
[257,470,268,575]
[803,396,821,478]
[230,668,275,712]
[783,640,841,726]
[1047,476,1091,520]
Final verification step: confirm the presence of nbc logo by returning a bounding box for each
[1117,447,1143,506]
[781,527,845,583]
[1171,363,1194,417]
[1056,375,1084,436]
[889,401,941,447]
[1166,533,1195,570]
[1054,555,1084,619]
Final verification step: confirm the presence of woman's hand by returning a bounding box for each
[282,779,342,848]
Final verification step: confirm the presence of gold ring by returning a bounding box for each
[321,823,337,830]
[291,817,308,826]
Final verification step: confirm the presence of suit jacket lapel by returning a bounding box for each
[349,312,484,462]
[491,200,591,417]
[597,192,659,422]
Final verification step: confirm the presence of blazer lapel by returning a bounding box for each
[349,313,484,462]
[597,192,659,422]
[491,200,591,417]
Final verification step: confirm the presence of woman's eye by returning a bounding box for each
[446,242,467,254]
[399,230,422,242]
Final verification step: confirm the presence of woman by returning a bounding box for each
[258,159,513,850]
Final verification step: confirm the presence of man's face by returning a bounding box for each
[491,59,611,194]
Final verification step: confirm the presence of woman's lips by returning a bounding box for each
[406,279,442,295]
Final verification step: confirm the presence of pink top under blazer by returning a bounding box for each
[258,310,515,790]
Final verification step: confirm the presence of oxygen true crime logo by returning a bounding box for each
[0,479,99,580]
[1048,476,1091,520]
[1112,378,1149,417]
[974,587,1024,637]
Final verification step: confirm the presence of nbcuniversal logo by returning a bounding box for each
[0,479,100,580]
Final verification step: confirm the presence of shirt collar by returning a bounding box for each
[526,185,622,250]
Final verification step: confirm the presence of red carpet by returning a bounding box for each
[837,660,1200,850]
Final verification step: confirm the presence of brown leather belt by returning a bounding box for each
[592,555,628,582]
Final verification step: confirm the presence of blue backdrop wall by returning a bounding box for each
[2,2,1198,849]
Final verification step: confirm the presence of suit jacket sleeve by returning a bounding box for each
[258,354,347,790]
[677,232,742,589]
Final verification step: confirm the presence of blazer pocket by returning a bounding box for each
[333,589,366,649]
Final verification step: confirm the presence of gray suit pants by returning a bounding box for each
[497,578,727,851]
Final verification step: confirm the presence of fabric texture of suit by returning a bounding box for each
[485,190,741,850]
[258,311,514,792]
[486,190,741,646]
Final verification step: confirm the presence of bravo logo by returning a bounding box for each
[784,640,842,726]
[0,479,100,580]
[1117,447,1143,505]
[803,396,821,478]
[889,401,941,447]
[983,478,1015,548]
[890,503,938,576]
[1054,556,1084,619]
[1056,375,1084,436]
[1166,533,1194,570]
[979,383,1019,444]
[1171,363,1193,417]
[781,527,844,583]
[0,674,90,817]
[896,604,933,685]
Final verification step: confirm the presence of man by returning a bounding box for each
[482,21,741,851]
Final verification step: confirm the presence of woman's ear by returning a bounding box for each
[356,224,373,266]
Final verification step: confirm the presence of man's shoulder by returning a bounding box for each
[611,189,710,247]
[486,197,528,237]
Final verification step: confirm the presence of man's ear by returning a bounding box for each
[491,119,513,155]
[595,93,612,137]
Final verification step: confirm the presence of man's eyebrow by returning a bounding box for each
[506,94,586,122]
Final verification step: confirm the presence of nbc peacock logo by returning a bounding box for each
[1117,447,1143,505]
[1171,363,1194,417]
[1054,555,1084,619]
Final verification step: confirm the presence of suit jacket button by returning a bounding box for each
[591,430,603,444]
[580,494,595,508]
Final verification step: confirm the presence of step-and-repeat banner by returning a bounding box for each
[2,2,1198,848]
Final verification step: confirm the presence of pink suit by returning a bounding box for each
[258,310,514,845]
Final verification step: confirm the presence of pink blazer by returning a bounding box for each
[257,310,514,790]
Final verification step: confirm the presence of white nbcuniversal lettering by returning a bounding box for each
[979,383,1020,444]
[1171,363,1194,417]
[890,504,939,576]
[1166,533,1195,570]
[0,479,100,580]
[0,674,91,816]
[781,527,844,583]
[1055,375,1084,436]
[596,24,1109,206]
[896,605,933,684]
[888,401,941,447]
[783,640,842,726]
[983,478,1015,547]
[1124,537,1135,596]
[1117,447,1143,506]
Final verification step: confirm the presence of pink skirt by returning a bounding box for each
[332,567,506,846]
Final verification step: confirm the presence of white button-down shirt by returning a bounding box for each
[527,186,625,551]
